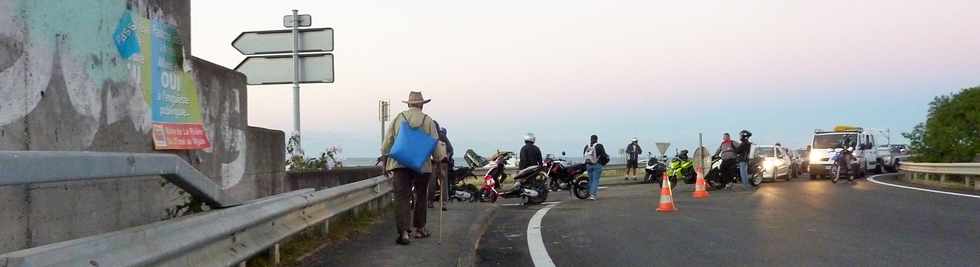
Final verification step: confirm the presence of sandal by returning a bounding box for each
[411,228,432,239]
[396,231,411,245]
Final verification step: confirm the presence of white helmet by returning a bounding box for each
[524,133,536,143]
[631,137,638,142]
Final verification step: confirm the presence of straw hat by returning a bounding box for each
[402,91,431,105]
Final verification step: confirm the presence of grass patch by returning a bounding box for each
[247,205,389,267]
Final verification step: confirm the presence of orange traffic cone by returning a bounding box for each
[693,166,710,199]
[656,173,677,212]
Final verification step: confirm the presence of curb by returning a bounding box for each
[459,203,499,267]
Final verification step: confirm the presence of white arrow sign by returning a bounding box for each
[234,53,334,85]
[232,28,334,55]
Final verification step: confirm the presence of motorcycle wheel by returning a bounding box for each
[750,174,763,187]
[482,189,498,203]
[572,177,591,200]
[832,166,840,184]
[526,177,549,205]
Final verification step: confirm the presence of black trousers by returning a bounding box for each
[393,169,431,234]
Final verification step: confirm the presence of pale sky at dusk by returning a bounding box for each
[191,0,979,157]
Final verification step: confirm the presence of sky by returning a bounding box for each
[191,0,980,158]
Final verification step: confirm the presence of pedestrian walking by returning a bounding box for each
[380,91,447,245]
[625,138,642,180]
[734,130,754,190]
[583,135,610,200]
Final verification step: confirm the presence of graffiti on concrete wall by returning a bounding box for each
[0,0,246,188]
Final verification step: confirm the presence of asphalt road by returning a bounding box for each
[477,174,980,266]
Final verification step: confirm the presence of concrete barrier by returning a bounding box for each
[0,0,288,254]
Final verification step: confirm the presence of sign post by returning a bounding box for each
[290,9,302,154]
[232,10,334,156]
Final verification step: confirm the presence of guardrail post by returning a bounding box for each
[939,174,947,184]
[320,219,330,236]
[270,243,281,265]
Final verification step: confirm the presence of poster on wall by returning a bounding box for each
[113,12,210,150]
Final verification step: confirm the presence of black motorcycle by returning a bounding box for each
[543,157,590,200]
[436,166,480,203]
[705,156,764,189]
[498,165,550,205]
[643,155,667,184]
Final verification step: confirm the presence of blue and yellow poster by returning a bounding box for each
[113,12,210,150]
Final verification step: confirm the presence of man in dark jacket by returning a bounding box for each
[519,134,542,170]
[734,130,754,189]
[625,138,643,180]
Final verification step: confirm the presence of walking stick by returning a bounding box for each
[439,165,445,245]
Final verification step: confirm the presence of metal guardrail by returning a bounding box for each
[0,151,234,207]
[899,162,980,176]
[0,176,392,267]
[899,162,980,190]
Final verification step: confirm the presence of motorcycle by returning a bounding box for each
[665,153,695,188]
[705,156,765,189]
[543,156,590,200]
[480,155,550,205]
[830,146,857,184]
[643,154,667,184]
[433,166,480,203]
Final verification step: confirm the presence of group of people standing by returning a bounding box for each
[378,91,757,246]
[519,133,611,200]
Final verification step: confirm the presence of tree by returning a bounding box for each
[902,87,980,163]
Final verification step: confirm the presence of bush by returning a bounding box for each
[903,87,980,163]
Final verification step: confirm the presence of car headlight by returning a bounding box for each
[809,153,821,163]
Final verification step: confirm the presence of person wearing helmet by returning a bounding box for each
[734,130,754,189]
[625,138,643,180]
[519,133,543,170]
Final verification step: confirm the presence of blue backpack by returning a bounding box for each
[389,114,438,173]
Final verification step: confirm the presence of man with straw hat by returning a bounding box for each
[380,91,447,245]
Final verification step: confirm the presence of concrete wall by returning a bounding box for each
[0,0,286,253]
[287,167,385,191]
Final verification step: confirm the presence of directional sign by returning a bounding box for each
[234,53,334,85]
[232,28,334,55]
[656,142,671,156]
[284,14,312,28]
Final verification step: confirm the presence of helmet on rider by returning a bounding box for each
[524,133,536,143]
[739,130,752,139]
[678,149,689,160]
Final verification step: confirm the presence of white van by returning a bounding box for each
[807,127,882,179]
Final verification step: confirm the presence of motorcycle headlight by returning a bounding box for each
[763,159,776,169]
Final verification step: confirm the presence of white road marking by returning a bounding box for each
[527,203,558,267]
[868,175,980,199]
[598,186,608,189]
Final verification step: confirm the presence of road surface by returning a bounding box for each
[477,174,980,266]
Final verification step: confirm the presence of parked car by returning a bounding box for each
[754,145,795,181]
